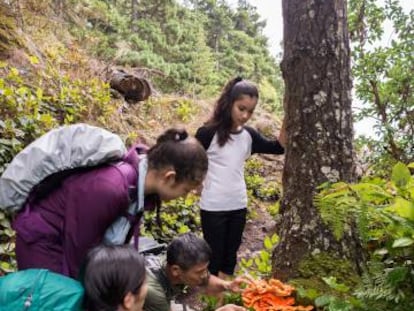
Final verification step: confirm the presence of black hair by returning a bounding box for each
[83,245,146,311]
[166,232,211,271]
[206,77,259,146]
[147,128,208,185]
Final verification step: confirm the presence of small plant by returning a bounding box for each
[254,181,281,201]
[239,233,279,278]
[245,174,265,194]
[175,99,197,122]
[245,157,265,175]
[0,211,16,274]
[143,194,200,244]
[201,290,243,311]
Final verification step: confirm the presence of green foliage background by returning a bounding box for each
[71,0,282,102]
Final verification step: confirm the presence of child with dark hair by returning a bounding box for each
[83,245,147,311]
[13,128,208,279]
[195,77,286,278]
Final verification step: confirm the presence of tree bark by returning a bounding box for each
[273,0,363,280]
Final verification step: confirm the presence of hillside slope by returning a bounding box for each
[0,0,285,280]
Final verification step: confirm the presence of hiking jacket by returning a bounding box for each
[12,146,158,279]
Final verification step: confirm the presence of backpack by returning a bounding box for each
[0,269,84,311]
[0,123,127,213]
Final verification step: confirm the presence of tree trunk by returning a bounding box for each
[273,0,363,280]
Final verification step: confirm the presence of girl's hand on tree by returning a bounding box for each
[278,117,287,148]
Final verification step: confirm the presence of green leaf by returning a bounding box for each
[373,248,388,256]
[322,276,350,293]
[259,250,270,261]
[329,299,352,311]
[392,162,411,188]
[392,237,414,248]
[271,233,279,244]
[315,295,333,307]
[263,236,273,250]
[386,197,414,221]
[0,261,15,273]
[29,55,39,65]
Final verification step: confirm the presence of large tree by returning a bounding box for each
[273,0,363,280]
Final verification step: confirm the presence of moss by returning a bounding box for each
[297,252,360,286]
[288,252,361,305]
[289,253,359,305]
[289,276,331,306]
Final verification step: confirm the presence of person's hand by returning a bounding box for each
[223,276,245,293]
[215,304,247,311]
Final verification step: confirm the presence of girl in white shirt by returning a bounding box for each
[195,77,286,278]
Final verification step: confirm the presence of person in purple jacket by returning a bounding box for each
[13,128,208,279]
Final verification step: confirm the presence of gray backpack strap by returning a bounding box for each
[103,157,148,247]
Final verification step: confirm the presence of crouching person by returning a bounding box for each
[144,232,245,311]
[83,245,148,311]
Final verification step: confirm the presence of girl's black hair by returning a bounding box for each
[147,128,208,228]
[206,77,259,146]
[83,245,146,311]
[147,128,208,185]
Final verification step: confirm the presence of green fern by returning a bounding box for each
[355,263,414,308]
[314,182,358,240]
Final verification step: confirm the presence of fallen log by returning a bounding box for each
[109,69,151,103]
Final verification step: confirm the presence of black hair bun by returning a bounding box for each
[176,130,188,141]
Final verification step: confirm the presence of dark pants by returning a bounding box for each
[201,208,247,276]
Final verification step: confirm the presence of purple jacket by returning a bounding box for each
[12,146,157,278]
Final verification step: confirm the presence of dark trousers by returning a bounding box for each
[201,208,247,276]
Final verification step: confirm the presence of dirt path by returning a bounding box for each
[238,201,277,268]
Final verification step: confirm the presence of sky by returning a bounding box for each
[228,0,413,137]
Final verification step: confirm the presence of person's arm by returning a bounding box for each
[245,126,284,155]
[195,126,216,150]
[202,275,244,295]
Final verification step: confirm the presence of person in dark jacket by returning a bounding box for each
[13,128,208,279]
[195,77,286,279]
